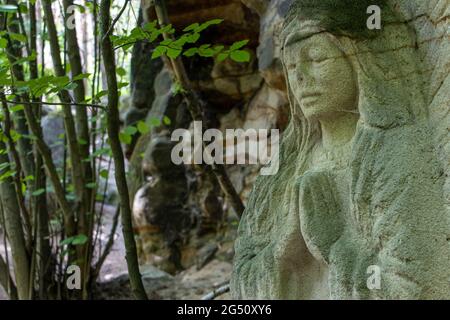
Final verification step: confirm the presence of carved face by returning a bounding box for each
[284,33,357,120]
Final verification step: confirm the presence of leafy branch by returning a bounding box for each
[112,19,251,63]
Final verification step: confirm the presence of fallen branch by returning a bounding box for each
[201,283,230,300]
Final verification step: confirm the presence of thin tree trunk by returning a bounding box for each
[5,3,77,254]
[0,253,18,300]
[61,0,95,298]
[0,94,32,251]
[20,98,77,250]
[0,134,30,299]
[42,0,85,208]
[62,0,92,183]
[3,2,35,183]
[29,1,53,299]
[99,0,148,300]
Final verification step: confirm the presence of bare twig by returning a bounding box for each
[103,0,130,41]
[92,206,120,280]
[4,99,106,110]
[201,283,230,300]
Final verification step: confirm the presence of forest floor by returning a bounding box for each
[95,205,232,300]
[0,204,231,300]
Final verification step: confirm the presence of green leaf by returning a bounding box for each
[117,82,129,89]
[230,39,249,51]
[99,169,109,179]
[0,38,8,48]
[124,126,137,135]
[185,33,200,44]
[60,236,75,246]
[95,90,108,99]
[0,162,10,171]
[183,47,198,57]
[85,182,97,189]
[60,234,88,246]
[10,104,24,112]
[196,19,223,32]
[72,73,91,81]
[166,47,182,59]
[23,175,35,182]
[198,44,215,57]
[160,39,172,46]
[64,82,78,91]
[151,46,167,59]
[205,19,223,26]
[149,117,161,127]
[183,23,199,32]
[163,116,171,126]
[143,22,157,32]
[217,52,229,62]
[32,188,46,196]
[91,147,111,158]
[0,170,15,181]
[119,132,132,145]
[116,67,126,77]
[137,121,149,134]
[10,129,21,142]
[74,4,85,13]
[212,45,224,54]
[18,3,28,14]
[9,33,27,43]
[173,82,186,95]
[230,50,250,62]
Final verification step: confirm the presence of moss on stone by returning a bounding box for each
[284,0,390,38]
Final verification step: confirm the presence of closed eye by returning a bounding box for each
[312,57,327,64]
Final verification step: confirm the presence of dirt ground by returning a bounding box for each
[0,204,231,300]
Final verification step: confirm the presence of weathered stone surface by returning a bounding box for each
[241,0,269,16]
[256,0,293,90]
[243,84,287,130]
[232,0,450,300]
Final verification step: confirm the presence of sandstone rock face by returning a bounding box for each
[231,0,450,299]
[131,0,288,270]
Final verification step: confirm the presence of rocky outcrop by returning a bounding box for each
[130,0,292,272]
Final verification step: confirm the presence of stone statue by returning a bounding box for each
[231,0,450,299]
